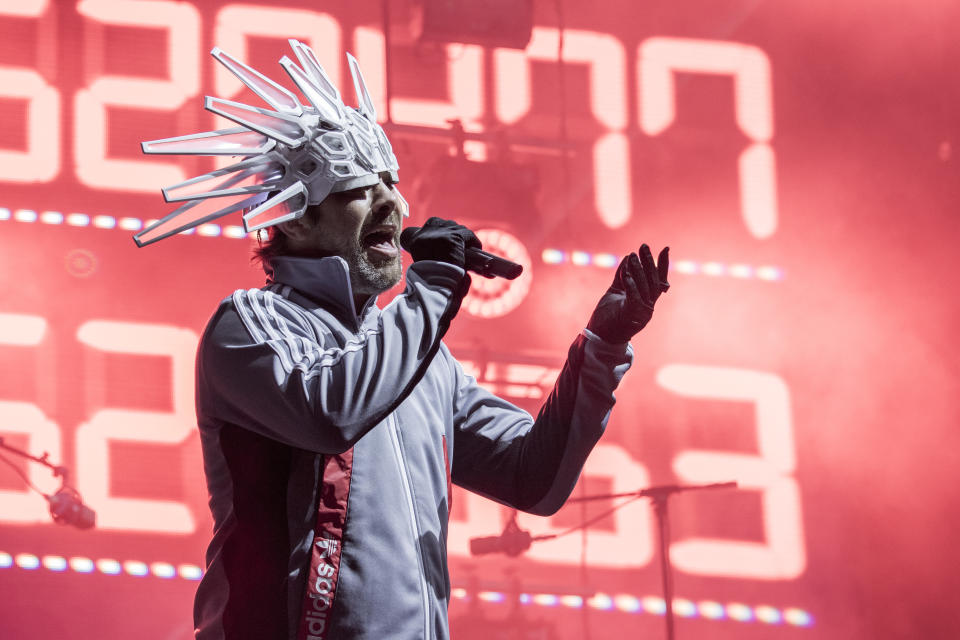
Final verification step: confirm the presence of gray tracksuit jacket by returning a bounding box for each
[192,255,633,640]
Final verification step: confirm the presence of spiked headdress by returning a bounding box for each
[134,39,404,247]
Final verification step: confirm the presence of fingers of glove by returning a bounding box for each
[657,246,670,292]
[627,253,653,307]
[639,244,661,302]
[423,216,453,229]
[456,226,482,250]
[421,218,481,250]
[611,254,632,292]
[622,268,655,319]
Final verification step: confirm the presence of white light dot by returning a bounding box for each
[614,594,640,613]
[727,602,753,621]
[593,253,619,268]
[124,560,149,576]
[587,593,613,610]
[224,225,247,239]
[66,213,90,227]
[755,266,783,281]
[178,564,203,580]
[642,596,666,615]
[673,598,697,617]
[0,208,10,220]
[451,588,467,599]
[478,591,504,603]
[541,248,565,264]
[119,217,143,231]
[40,211,64,225]
[15,553,40,569]
[96,559,121,575]
[0,552,13,568]
[698,600,725,619]
[42,555,67,571]
[14,209,38,223]
[93,215,116,229]
[150,562,176,579]
[571,251,591,266]
[198,224,221,237]
[69,557,94,573]
[672,260,698,274]
[784,608,813,626]
[532,593,559,607]
[560,595,583,608]
[755,605,782,624]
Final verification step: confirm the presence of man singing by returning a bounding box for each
[135,40,669,640]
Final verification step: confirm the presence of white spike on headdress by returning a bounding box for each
[134,40,402,248]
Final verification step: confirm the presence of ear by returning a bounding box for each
[274,216,314,242]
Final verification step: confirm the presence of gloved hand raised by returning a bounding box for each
[586,244,670,344]
[402,217,481,269]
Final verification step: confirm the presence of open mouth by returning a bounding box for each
[362,228,398,257]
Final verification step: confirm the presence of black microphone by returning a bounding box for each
[400,226,523,280]
[47,487,96,530]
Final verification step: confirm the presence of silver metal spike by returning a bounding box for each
[211,47,302,115]
[346,52,377,121]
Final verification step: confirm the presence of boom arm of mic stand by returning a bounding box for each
[564,481,739,503]
[564,481,739,640]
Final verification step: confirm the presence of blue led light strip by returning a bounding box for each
[0,550,202,580]
[0,550,813,627]
[1,207,785,281]
[453,587,813,627]
[542,248,785,281]
[0,207,248,240]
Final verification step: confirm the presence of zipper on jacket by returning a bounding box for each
[387,413,432,638]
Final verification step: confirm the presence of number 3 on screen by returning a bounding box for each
[657,364,806,580]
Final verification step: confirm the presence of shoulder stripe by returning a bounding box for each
[231,287,390,381]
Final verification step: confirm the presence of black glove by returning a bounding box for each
[404,217,481,269]
[587,244,670,343]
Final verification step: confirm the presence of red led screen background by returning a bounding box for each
[1,1,958,638]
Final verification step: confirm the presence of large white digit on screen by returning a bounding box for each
[75,321,198,534]
[494,28,630,228]
[518,443,654,567]
[656,365,805,579]
[353,27,484,156]
[74,0,200,191]
[213,4,342,166]
[639,38,777,238]
[0,313,61,523]
[0,0,60,183]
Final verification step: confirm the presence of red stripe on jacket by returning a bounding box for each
[297,449,354,640]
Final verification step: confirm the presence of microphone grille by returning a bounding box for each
[399,226,420,251]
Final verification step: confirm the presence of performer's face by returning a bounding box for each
[285,172,404,300]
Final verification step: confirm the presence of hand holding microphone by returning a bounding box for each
[400,218,523,280]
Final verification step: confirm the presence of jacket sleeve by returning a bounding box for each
[197,261,469,454]
[449,329,633,516]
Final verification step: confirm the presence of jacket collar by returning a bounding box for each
[263,255,377,327]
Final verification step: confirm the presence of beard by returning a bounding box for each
[342,239,403,298]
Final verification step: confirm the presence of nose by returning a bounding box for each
[370,177,399,219]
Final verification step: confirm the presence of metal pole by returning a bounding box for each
[652,496,675,640]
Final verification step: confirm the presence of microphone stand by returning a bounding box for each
[0,436,95,529]
[0,435,69,483]
[566,481,737,640]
